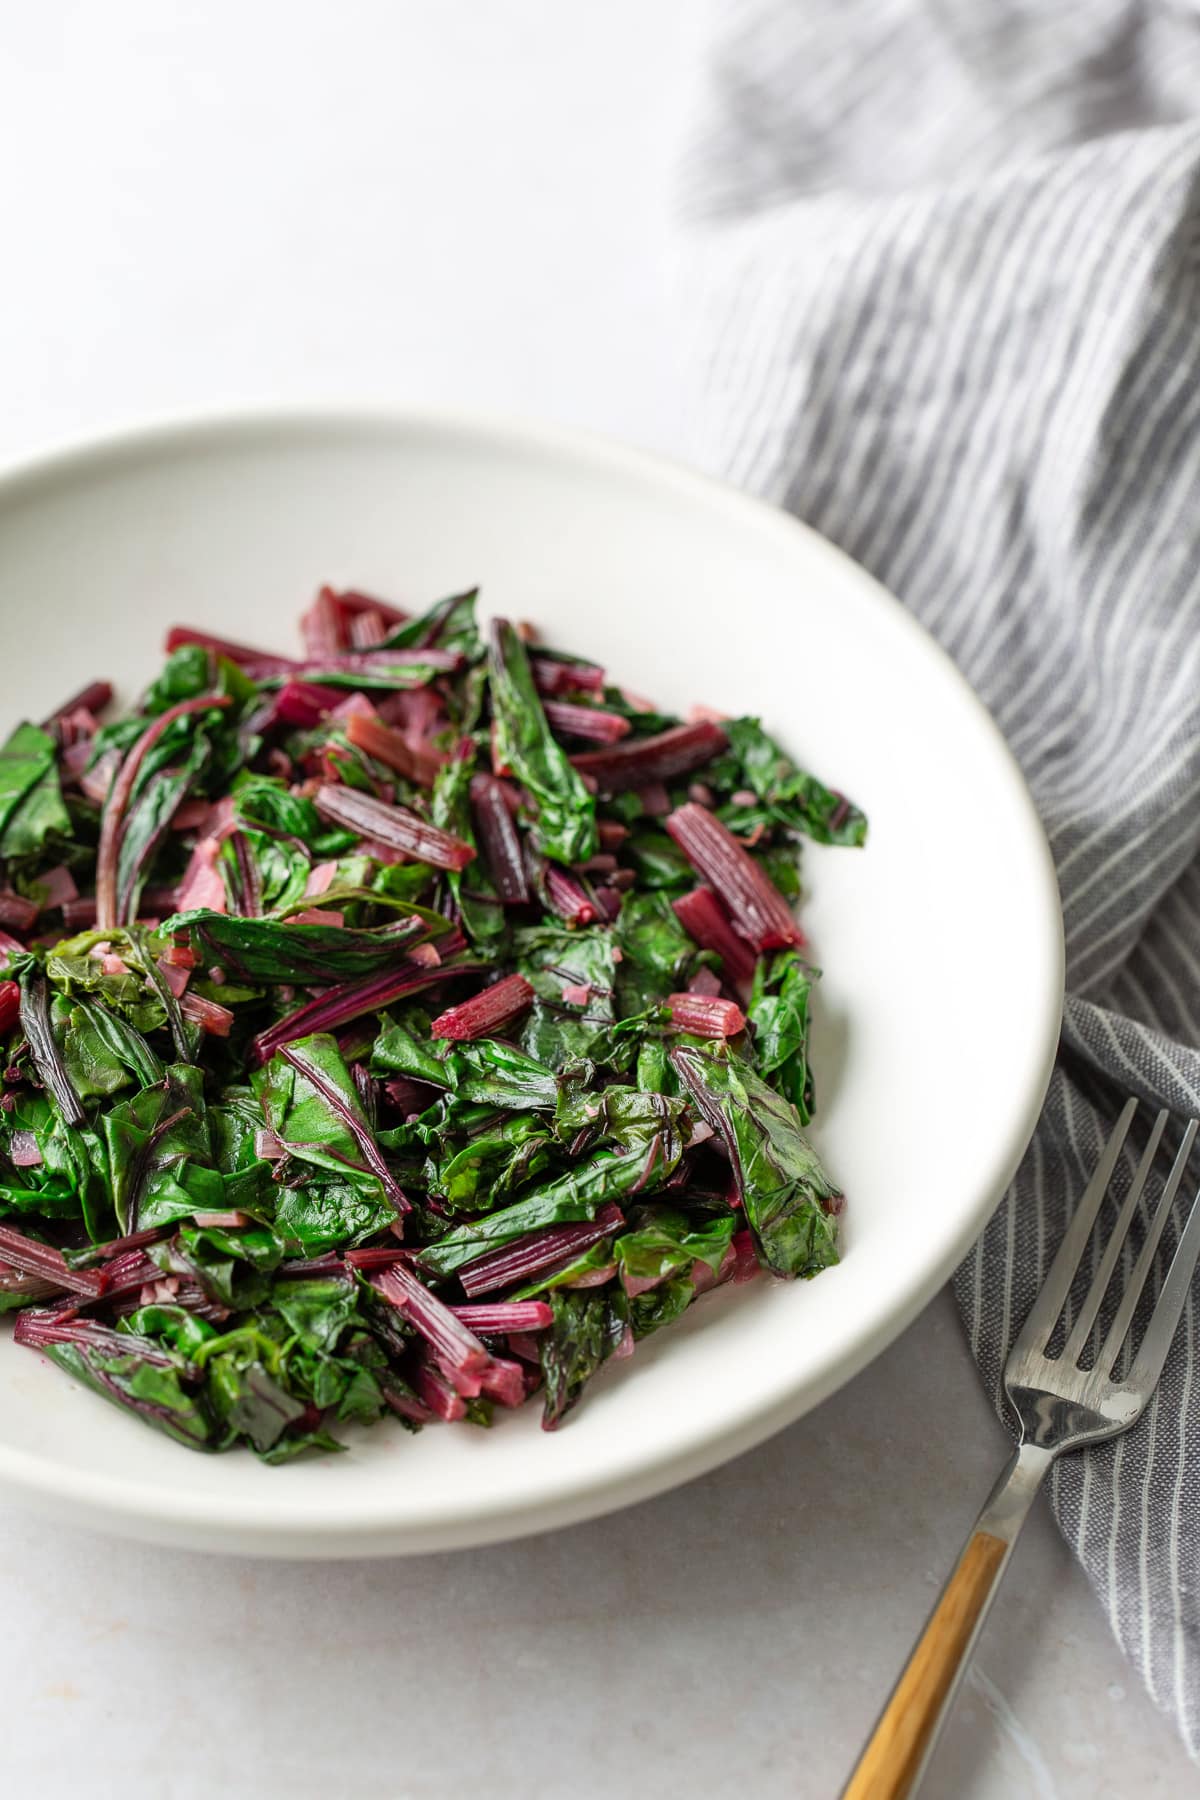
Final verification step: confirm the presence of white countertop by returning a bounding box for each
[1,5,1193,1793]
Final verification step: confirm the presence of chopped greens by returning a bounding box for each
[0,585,864,1456]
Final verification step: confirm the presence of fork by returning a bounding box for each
[843,1098,1200,1800]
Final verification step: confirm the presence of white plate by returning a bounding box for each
[0,410,1062,1556]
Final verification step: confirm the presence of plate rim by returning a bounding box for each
[0,404,1065,1555]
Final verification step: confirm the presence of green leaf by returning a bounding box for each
[209,1087,270,1172]
[45,936,168,1035]
[1,767,71,859]
[444,1039,558,1111]
[231,774,355,856]
[11,1117,116,1240]
[116,729,212,920]
[514,923,618,1069]
[0,722,70,857]
[256,1425,347,1463]
[0,722,55,833]
[620,830,693,890]
[371,1010,451,1087]
[538,1287,629,1428]
[755,841,802,904]
[199,1326,307,1454]
[165,909,439,984]
[274,1275,359,1352]
[162,1222,284,1310]
[274,1180,398,1255]
[369,859,439,905]
[613,890,696,998]
[0,1094,95,1221]
[418,1139,680,1277]
[0,1181,79,1221]
[335,1360,387,1426]
[515,923,616,1007]
[143,648,260,716]
[53,993,163,1098]
[634,1038,676,1096]
[488,619,597,863]
[230,829,312,914]
[427,1111,553,1211]
[43,1327,213,1451]
[380,588,483,662]
[555,1084,689,1160]
[125,1303,218,1359]
[720,718,867,847]
[142,644,258,713]
[102,1065,223,1232]
[146,644,212,710]
[614,1204,735,1291]
[748,950,817,1124]
[252,1034,386,1199]
[672,1046,840,1278]
[628,1271,695,1338]
[278,1312,390,1426]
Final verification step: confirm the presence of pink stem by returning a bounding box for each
[448,1301,554,1331]
[0,1224,103,1298]
[373,1262,490,1381]
[470,773,530,904]
[531,656,605,696]
[430,973,534,1041]
[542,864,599,926]
[542,700,632,744]
[300,586,346,657]
[322,585,412,629]
[456,1204,625,1298]
[95,694,233,929]
[42,681,113,728]
[665,993,747,1037]
[666,803,801,952]
[250,944,479,1064]
[672,885,758,985]
[414,1360,467,1421]
[313,784,475,872]
[180,991,234,1036]
[242,647,462,684]
[570,721,728,792]
[0,893,38,932]
[345,712,445,789]
[165,625,298,674]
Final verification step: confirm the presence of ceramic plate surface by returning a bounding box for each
[0,411,1062,1554]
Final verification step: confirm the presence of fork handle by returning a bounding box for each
[842,1441,1053,1800]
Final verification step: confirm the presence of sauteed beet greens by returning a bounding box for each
[0,587,865,1459]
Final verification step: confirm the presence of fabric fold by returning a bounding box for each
[678,0,1200,1752]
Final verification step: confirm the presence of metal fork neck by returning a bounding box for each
[976,1440,1054,1544]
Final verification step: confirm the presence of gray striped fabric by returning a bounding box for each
[677,0,1200,1752]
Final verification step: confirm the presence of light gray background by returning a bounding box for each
[2,5,1193,1794]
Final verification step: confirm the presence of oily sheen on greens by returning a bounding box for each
[0,585,865,1460]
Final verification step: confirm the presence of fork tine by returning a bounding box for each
[1062,1109,1169,1366]
[1097,1120,1198,1378]
[1124,1175,1200,1393]
[1011,1096,1138,1358]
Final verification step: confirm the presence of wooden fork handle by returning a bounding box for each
[842,1530,1007,1800]
[842,1442,1053,1800]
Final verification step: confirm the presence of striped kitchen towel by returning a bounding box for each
[676,0,1200,1752]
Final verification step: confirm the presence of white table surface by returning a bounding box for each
[1,5,1193,1794]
